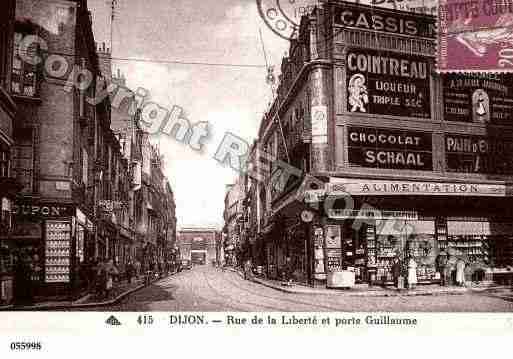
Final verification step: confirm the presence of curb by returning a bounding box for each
[1,272,177,311]
[251,277,468,297]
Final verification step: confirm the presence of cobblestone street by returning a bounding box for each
[77,266,513,312]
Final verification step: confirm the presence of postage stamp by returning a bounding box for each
[438,0,513,72]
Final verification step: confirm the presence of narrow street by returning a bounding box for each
[78,266,513,312]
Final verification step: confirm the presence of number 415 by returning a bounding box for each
[137,315,154,325]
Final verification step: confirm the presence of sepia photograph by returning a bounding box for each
[1,0,513,318]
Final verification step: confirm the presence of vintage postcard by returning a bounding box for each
[0,0,512,357]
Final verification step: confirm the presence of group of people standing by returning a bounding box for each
[391,253,467,290]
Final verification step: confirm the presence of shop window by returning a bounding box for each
[11,32,38,97]
[12,130,34,194]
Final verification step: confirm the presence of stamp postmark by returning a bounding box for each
[438,0,513,72]
[256,0,320,41]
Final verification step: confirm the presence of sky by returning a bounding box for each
[88,0,292,229]
[87,0,434,229]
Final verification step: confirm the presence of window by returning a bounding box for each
[0,149,9,178]
[81,148,88,186]
[12,131,33,193]
[11,32,37,97]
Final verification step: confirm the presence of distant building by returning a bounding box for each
[177,228,220,265]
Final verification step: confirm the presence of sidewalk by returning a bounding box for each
[228,268,471,297]
[0,271,177,311]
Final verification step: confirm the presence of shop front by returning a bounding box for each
[0,179,21,306]
[304,178,513,287]
[7,201,75,301]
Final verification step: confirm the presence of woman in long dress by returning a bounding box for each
[456,259,466,286]
[407,257,418,289]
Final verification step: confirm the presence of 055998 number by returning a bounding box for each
[10,342,42,351]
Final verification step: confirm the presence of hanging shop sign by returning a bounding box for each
[333,4,436,38]
[327,178,509,197]
[346,49,431,118]
[442,73,513,125]
[12,202,74,218]
[98,200,124,213]
[445,134,513,175]
[347,127,433,170]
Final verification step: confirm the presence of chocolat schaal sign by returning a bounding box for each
[348,127,433,171]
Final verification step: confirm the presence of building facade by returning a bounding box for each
[223,180,245,266]
[0,0,177,303]
[252,1,513,287]
[0,0,19,306]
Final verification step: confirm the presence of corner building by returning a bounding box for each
[258,1,513,287]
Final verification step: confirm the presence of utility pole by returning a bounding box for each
[109,0,118,54]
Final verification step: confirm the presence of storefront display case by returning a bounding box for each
[44,220,71,284]
[0,242,14,305]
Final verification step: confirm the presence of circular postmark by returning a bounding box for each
[257,0,320,41]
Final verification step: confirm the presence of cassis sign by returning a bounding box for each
[333,4,436,38]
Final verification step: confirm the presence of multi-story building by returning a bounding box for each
[164,181,177,267]
[222,180,245,266]
[0,0,176,303]
[0,0,113,299]
[0,0,19,306]
[253,1,513,287]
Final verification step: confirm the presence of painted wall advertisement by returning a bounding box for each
[346,49,431,118]
[348,126,433,170]
[442,73,513,125]
[446,134,513,175]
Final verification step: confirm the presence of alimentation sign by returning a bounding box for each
[442,73,513,125]
[346,49,431,118]
[348,126,433,170]
[333,3,436,38]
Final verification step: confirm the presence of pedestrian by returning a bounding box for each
[456,258,466,286]
[391,256,402,289]
[283,257,293,284]
[126,260,135,284]
[13,252,33,306]
[447,254,458,285]
[104,259,119,299]
[96,259,108,299]
[87,258,97,293]
[407,256,417,289]
[134,259,141,279]
[244,259,253,280]
[436,252,448,286]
